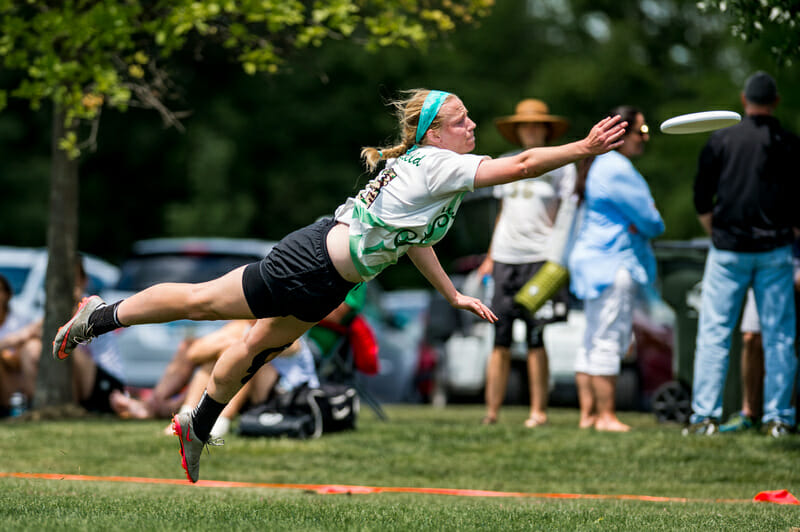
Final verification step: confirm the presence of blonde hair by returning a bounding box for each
[360,89,452,172]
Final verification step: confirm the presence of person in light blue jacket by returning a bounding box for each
[568,106,664,432]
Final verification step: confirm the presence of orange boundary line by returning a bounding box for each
[0,472,753,504]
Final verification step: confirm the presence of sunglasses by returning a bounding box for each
[631,124,649,137]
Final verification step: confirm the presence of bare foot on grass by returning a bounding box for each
[524,414,548,428]
[109,390,153,420]
[593,418,631,432]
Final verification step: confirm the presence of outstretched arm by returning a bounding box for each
[406,246,497,323]
[474,115,626,189]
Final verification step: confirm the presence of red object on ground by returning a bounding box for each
[753,489,800,505]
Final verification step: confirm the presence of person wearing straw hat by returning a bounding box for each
[53,89,626,482]
[477,99,577,427]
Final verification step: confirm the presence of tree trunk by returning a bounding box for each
[33,106,78,408]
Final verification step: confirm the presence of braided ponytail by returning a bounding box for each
[360,89,450,172]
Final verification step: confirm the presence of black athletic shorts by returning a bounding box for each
[242,217,357,323]
[491,261,569,348]
[79,365,125,414]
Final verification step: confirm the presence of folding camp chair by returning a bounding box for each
[310,318,388,421]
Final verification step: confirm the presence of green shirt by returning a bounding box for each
[307,283,367,356]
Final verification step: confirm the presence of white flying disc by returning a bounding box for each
[660,111,741,134]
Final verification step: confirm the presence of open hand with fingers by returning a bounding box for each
[450,292,498,323]
[583,115,627,155]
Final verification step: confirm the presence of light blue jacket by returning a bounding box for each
[568,150,665,300]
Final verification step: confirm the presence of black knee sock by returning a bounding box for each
[191,391,227,442]
[88,300,125,336]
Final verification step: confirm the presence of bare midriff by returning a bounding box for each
[326,222,364,284]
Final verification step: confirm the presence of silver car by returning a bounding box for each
[0,246,120,324]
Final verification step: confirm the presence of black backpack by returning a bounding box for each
[238,382,359,439]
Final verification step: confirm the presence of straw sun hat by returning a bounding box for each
[494,99,569,145]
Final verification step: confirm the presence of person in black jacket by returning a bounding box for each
[686,71,800,438]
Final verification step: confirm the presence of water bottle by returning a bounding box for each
[9,392,27,417]
[481,274,495,302]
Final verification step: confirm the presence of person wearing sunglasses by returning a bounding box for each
[567,106,664,432]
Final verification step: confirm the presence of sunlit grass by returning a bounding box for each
[1,405,798,530]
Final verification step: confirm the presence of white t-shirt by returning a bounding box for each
[335,146,486,280]
[88,333,126,384]
[489,162,577,264]
[271,336,320,391]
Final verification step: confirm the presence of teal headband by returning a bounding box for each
[415,90,451,144]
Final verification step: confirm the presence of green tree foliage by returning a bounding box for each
[0,0,493,152]
[698,0,800,66]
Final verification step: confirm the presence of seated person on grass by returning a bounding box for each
[110,319,319,438]
[1,261,126,416]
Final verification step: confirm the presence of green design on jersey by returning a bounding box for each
[349,193,465,279]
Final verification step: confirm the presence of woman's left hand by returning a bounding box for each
[583,115,627,155]
[450,292,498,323]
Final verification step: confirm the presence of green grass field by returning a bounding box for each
[2,405,799,530]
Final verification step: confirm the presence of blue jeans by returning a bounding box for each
[691,245,797,426]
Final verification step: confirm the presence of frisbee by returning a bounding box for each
[660,111,741,134]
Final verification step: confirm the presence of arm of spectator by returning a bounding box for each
[598,170,664,238]
[0,318,42,351]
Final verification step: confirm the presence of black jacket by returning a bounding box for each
[693,114,800,252]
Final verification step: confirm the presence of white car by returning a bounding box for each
[0,246,120,324]
[101,237,276,387]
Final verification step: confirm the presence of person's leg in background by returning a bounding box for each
[740,331,764,420]
[147,338,198,417]
[575,268,635,432]
[588,268,635,432]
[71,346,98,405]
[484,345,511,424]
[721,289,763,432]
[483,262,518,425]
[574,348,595,428]
[525,342,549,427]
[794,262,800,417]
[687,247,751,434]
[752,245,797,436]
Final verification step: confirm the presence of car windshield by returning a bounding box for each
[116,253,259,291]
[0,266,31,295]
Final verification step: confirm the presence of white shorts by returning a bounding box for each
[574,268,636,376]
[740,288,760,334]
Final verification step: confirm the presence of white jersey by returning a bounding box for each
[489,162,577,264]
[335,146,486,280]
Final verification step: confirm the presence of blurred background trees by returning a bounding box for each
[1,0,798,292]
